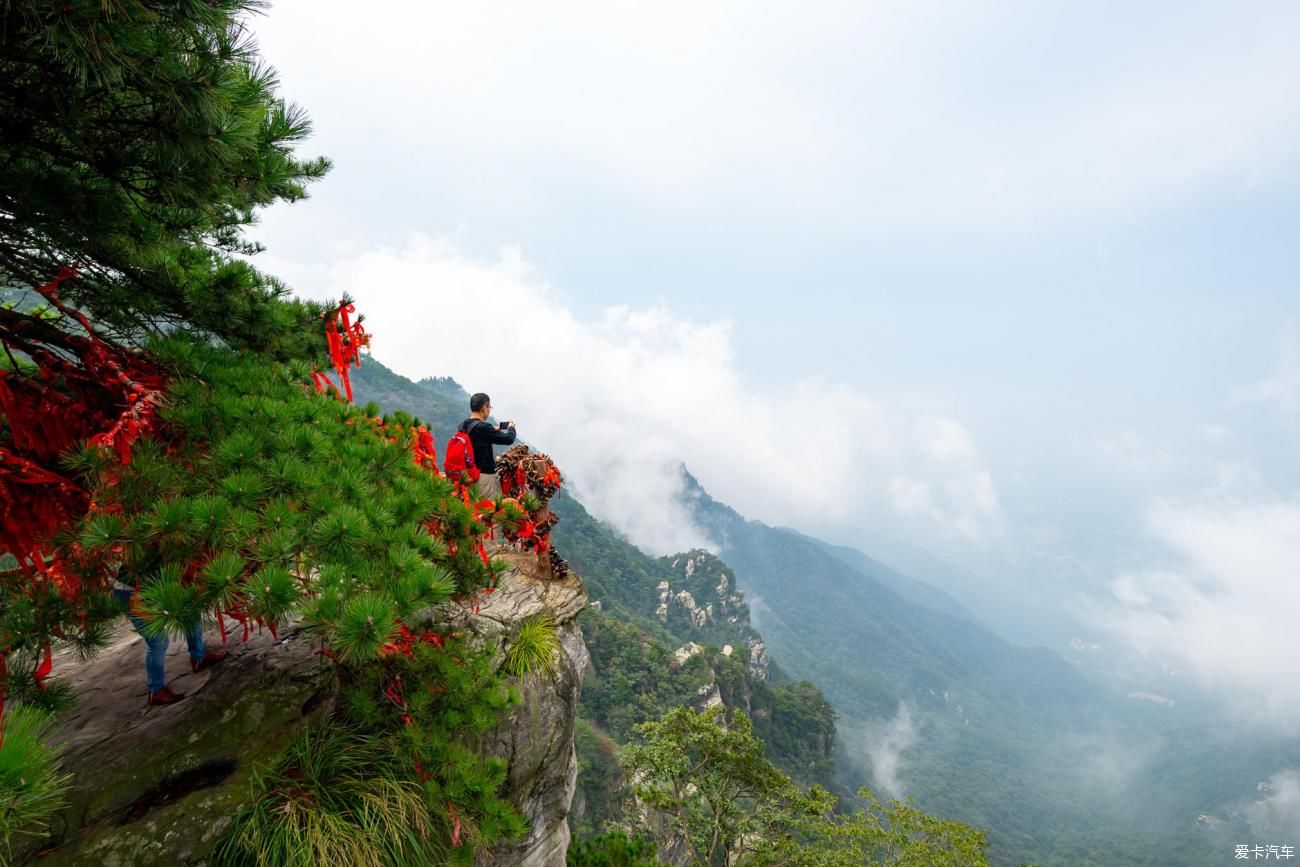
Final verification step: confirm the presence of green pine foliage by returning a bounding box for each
[0,567,119,706]
[65,336,527,861]
[343,639,529,854]
[0,0,335,359]
[63,335,493,657]
[2,336,522,859]
[1,3,535,862]
[0,705,72,860]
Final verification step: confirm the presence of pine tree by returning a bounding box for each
[621,706,990,866]
[0,0,333,357]
[0,3,539,860]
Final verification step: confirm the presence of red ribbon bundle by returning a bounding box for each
[312,303,370,402]
[0,267,167,745]
[412,426,438,470]
[378,621,445,658]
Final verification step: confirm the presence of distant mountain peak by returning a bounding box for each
[415,374,470,401]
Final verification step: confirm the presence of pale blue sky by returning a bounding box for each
[251,1,1300,722]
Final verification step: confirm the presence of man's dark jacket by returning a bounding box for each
[458,418,516,473]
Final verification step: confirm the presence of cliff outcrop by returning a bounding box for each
[18,553,588,866]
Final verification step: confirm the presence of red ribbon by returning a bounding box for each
[33,642,52,688]
[317,303,370,404]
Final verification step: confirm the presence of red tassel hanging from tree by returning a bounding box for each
[0,266,168,715]
[33,643,52,688]
[448,802,462,847]
[315,303,370,404]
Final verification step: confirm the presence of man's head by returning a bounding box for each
[470,392,491,419]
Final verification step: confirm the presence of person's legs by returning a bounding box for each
[188,619,230,673]
[477,472,502,500]
[114,587,168,693]
[475,473,504,551]
[185,622,206,664]
[142,630,170,693]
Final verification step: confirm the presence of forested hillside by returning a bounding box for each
[352,357,1251,865]
[349,359,841,846]
[681,470,1280,866]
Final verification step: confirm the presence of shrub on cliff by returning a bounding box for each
[621,705,989,866]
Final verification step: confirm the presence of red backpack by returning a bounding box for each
[443,422,482,482]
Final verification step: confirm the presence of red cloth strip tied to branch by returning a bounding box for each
[378,621,445,658]
[412,426,438,471]
[0,266,167,745]
[449,802,462,847]
[312,302,370,403]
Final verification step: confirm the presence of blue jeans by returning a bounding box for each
[113,588,205,693]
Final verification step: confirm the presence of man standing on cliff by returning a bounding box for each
[460,392,517,499]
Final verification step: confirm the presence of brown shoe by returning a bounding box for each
[147,686,183,706]
[191,650,229,673]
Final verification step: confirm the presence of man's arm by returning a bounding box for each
[474,421,517,445]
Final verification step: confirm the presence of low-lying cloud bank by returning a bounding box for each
[268,236,1300,738]
[266,236,1002,555]
[1084,494,1300,731]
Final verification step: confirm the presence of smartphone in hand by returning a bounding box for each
[498,421,510,429]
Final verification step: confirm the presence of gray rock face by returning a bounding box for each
[18,550,588,867]
[660,553,760,662]
[16,618,332,867]
[746,637,770,681]
[442,551,590,867]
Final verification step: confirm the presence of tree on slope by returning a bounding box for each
[1,3,531,861]
[621,705,989,866]
[0,0,331,356]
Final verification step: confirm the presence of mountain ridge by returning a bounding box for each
[348,355,1252,867]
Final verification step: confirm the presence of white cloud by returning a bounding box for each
[855,701,919,799]
[262,236,1001,553]
[918,417,978,464]
[889,466,999,543]
[1083,496,1300,730]
[250,1,1300,239]
[1246,770,1300,842]
[1054,726,1167,791]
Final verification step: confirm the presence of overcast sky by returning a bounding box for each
[248,1,1300,730]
